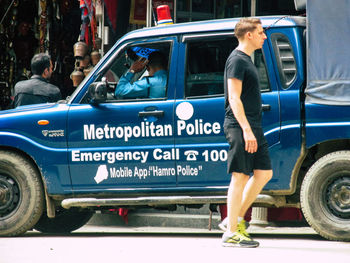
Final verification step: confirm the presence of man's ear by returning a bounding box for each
[246,31,253,39]
[42,68,49,77]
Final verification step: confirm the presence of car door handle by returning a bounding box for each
[262,104,271,111]
[138,110,164,118]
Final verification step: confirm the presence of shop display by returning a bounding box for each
[0,0,82,108]
[0,0,19,109]
[70,67,85,87]
[73,41,89,59]
[68,0,104,88]
[90,50,101,66]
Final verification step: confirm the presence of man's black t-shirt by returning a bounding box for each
[224,49,262,128]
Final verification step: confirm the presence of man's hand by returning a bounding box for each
[130,58,148,73]
[243,128,258,153]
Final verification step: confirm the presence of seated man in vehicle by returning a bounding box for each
[115,51,167,99]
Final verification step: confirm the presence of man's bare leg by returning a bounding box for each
[227,172,249,233]
[239,169,273,217]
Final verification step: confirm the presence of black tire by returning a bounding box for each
[34,208,93,234]
[301,151,350,241]
[0,151,44,236]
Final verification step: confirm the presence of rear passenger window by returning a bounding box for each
[184,35,270,97]
[270,33,296,89]
[253,49,270,92]
[185,35,237,98]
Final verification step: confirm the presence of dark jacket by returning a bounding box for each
[13,75,62,107]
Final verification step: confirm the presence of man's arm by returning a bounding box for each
[115,58,149,98]
[115,73,149,98]
[227,78,257,153]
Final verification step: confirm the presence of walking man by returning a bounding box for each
[221,18,272,248]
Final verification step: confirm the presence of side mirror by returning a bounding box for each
[88,79,108,104]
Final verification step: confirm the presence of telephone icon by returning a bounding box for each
[184,150,199,161]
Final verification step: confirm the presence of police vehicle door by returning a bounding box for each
[67,39,178,191]
[174,33,280,188]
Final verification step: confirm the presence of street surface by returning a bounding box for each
[1,226,349,263]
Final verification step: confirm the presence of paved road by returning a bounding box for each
[1,226,349,263]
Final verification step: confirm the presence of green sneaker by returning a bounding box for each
[237,219,250,238]
[222,232,259,248]
[218,218,250,237]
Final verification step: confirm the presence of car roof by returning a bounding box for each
[121,16,306,42]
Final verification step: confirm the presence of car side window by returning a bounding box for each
[102,42,171,101]
[185,35,237,98]
[253,49,270,92]
[185,35,270,98]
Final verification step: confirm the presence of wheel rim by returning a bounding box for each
[0,174,21,219]
[325,174,350,219]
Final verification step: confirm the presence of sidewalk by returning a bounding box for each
[82,222,316,235]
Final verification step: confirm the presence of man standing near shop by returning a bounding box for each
[222,18,272,248]
[13,53,61,107]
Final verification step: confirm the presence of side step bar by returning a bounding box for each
[61,194,286,209]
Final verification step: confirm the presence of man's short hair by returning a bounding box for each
[31,53,51,75]
[234,18,262,40]
[148,51,167,69]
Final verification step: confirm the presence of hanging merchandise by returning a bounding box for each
[72,39,88,87]
[90,50,101,66]
[80,53,93,77]
[95,0,103,21]
[83,65,94,77]
[94,0,103,53]
[79,0,96,48]
[94,36,102,50]
[0,0,20,110]
[13,0,38,80]
[70,67,85,87]
[104,0,118,34]
[60,0,74,16]
[73,41,88,59]
[38,0,48,52]
[13,21,38,76]
[80,54,91,69]
[71,0,102,87]
[50,0,82,99]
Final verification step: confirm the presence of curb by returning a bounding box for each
[87,211,222,230]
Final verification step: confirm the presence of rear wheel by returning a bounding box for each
[0,151,44,236]
[34,208,93,233]
[301,151,350,241]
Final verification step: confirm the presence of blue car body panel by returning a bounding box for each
[305,104,350,148]
[0,16,324,198]
[0,104,71,194]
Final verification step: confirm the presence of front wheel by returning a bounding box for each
[0,151,44,236]
[301,151,350,241]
